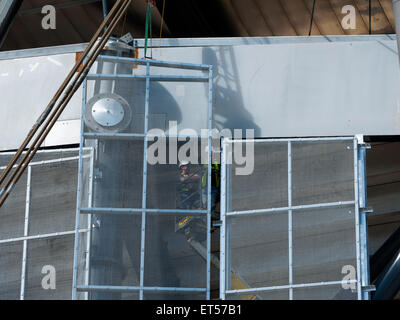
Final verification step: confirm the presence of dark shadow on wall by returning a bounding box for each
[202,46,261,137]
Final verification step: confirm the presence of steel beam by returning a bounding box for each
[139,62,150,300]
[226,280,358,295]
[287,141,293,300]
[226,200,356,217]
[76,285,206,293]
[358,145,371,300]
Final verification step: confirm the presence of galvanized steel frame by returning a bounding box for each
[73,57,213,299]
[220,136,369,300]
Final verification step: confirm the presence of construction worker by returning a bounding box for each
[201,161,220,220]
[178,160,201,210]
[176,160,206,240]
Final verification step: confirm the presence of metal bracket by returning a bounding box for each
[212,220,222,227]
[94,168,103,180]
[362,285,376,292]
[360,207,373,215]
[356,134,371,149]
[359,143,371,149]
[119,33,134,46]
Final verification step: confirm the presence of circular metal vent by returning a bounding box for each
[84,93,132,133]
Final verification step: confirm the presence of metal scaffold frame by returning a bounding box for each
[220,136,370,300]
[72,56,213,300]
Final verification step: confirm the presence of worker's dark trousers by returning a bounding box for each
[180,191,201,209]
[202,186,219,218]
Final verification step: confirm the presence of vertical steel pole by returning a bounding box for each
[225,142,232,294]
[139,62,150,300]
[20,165,31,300]
[288,141,293,300]
[353,138,362,300]
[84,148,95,300]
[102,0,109,18]
[219,138,227,300]
[72,77,87,300]
[358,145,370,300]
[206,66,213,300]
[102,0,110,33]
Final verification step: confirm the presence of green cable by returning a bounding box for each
[144,5,149,57]
[144,4,153,58]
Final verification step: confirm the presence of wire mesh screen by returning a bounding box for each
[293,284,357,300]
[77,214,143,300]
[231,142,288,210]
[0,172,26,241]
[222,138,361,300]
[292,206,357,285]
[228,212,289,288]
[149,81,209,134]
[0,242,22,299]
[29,162,77,235]
[81,139,144,209]
[25,235,75,299]
[227,289,289,300]
[144,215,207,289]
[74,57,212,300]
[292,141,355,205]
[0,149,84,300]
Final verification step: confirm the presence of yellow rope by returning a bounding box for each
[158,0,166,48]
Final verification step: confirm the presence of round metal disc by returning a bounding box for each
[84,93,133,133]
[91,98,124,127]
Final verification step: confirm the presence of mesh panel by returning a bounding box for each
[227,289,289,300]
[0,149,80,167]
[29,162,77,235]
[143,292,205,300]
[231,142,288,211]
[76,214,142,299]
[0,242,22,299]
[0,172,26,240]
[0,149,84,300]
[86,62,209,135]
[147,138,208,210]
[228,211,289,289]
[86,292,141,300]
[85,78,146,135]
[292,206,357,284]
[149,80,209,134]
[25,235,74,300]
[121,292,140,300]
[79,59,211,299]
[223,139,359,300]
[30,149,80,163]
[144,215,207,289]
[83,138,144,209]
[75,224,89,300]
[292,141,354,206]
[293,285,357,300]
